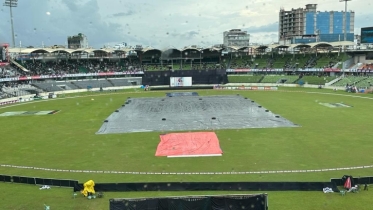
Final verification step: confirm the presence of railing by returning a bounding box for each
[9,58,29,72]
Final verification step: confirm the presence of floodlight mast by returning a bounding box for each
[339,0,351,43]
[3,0,18,47]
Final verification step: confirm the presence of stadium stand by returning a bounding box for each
[0,82,40,98]
[297,76,334,85]
[227,75,263,83]
[108,78,142,86]
[359,64,373,70]
[261,75,299,83]
[355,77,373,89]
[1,65,19,78]
[10,59,143,75]
[73,80,113,89]
[229,55,253,69]
[29,78,142,92]
[32,81,80,92]
[227,52,350,71]
[331,76,366,87]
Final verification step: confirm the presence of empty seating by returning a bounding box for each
[332,76,366,87]
[73,80,113,89]
[261,75,299,83]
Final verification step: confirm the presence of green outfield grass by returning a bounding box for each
[1,87,373,209]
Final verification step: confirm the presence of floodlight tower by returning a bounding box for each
[3,0,18,47]
[339,0,351,42]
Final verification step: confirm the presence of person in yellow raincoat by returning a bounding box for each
[81,180,95,197]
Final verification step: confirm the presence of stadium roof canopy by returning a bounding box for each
[309,42,332,48]
[8,48,52,54]
[329,41,355,47]
[251,45,268,50]
[141,48,162,55]
[201,47,223,52]
[68,49,94,54]
[50,49,75,54]
[162,48,181,53]
[289,43,311,49]
[141,47,160,53]
[273,45,290,49]
[210,46,224,51]
[226,46,248,51]
[7,41,356,55]
[181,46,200,52]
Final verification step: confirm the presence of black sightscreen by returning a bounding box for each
[3,175,12,183]
[60,180,70,187]
[110,194,267,210]
[43,179,53,186]
[52,179,61,187]
[27,177,35,185]
[12,176,21,183]
[35,178,44,185]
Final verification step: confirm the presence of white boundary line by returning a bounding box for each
[1,88,373,175]
[1,164,372,175]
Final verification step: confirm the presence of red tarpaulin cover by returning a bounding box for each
[155,132,223,157]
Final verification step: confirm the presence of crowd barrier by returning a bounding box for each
[73,181,339,192]
[110,194,268,210]
[214,86,278,90]
[330,176,373,186]
[3,173,373,192]
[0,174,78,188]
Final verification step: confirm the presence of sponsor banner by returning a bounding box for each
[226,68,331,73]
[0,110,60,117]
[355,69,373,72]
[319,103,352,108]
[214,86,278,91]
[0,100,18,106]
[324,68,341,72]
[170,77,192,87]
[232,69,251,72]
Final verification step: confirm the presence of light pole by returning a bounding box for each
[340,0,351,75]
[339,0,351,42]
[3,0,18,48]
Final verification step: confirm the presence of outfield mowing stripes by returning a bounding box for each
[1,164,372,175]
[1,89,372,110]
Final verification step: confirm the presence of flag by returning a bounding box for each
[344,177,351,189]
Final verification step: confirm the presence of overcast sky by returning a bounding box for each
[0,0,371,49]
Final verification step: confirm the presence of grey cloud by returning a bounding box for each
[61,1,80,12]
[243,22,278,33]
[171,31,199,40]
[0,0,144,48]
[112,11,135,17]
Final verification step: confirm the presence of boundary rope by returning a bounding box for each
[1,164,372,175]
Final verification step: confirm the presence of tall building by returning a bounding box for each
[223,29,250,47]
[67,33,88,49]
[279,4,355,44]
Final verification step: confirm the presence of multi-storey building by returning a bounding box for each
[223,29,250,48]
[279,4,354,44]
[67,33,88,49]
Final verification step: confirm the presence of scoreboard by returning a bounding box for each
[361,27,373,44]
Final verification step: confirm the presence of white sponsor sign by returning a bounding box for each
[170,77,192,87]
